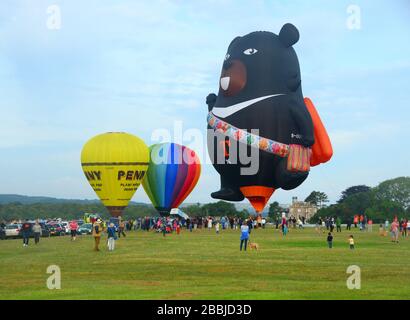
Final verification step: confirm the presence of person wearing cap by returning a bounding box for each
[107,222,117,251]
[92,219,104,251]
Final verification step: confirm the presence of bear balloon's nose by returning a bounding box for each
[219,59,247,97]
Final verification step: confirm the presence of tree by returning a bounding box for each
[338,185,371,203]
[183,204,204,217]
[201,201,237,217]
[365,199,404,222]
[312,191,374,223]
[373,177,410,210]
[237,209,250,220]
[305,191,329,208]
[268,201,284,220]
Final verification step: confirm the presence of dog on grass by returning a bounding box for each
[248,242,259,250]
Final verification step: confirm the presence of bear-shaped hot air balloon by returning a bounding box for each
[206,23,333,213]
[81,132,149,217]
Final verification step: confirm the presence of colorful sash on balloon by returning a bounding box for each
[207,112,311,172]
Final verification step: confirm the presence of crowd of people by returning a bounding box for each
[2,212,409,252]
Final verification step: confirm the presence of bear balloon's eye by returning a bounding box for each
[243,48,258,55]
[224,53,230,61]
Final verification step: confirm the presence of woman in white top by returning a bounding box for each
[208,218,212,230]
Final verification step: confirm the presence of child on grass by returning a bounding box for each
[348,235,355,249]
[327,232,333,248]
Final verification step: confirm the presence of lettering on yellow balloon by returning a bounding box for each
[84,171,101,181]
[117,170,146,181]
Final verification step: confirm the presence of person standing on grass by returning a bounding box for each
[21,219,31,247]
[275,217,279,229]
[327,232,333,249]
[401,219,407,238]
[215,221,220,234]
[69,220,78,241]
[330,217,335,232]
[207,217,213,231]
[391,219,399,243]
[176,221,181,235]
[353,215,358,228]
[282,223,288,236]
[92,219,104,251]
[336,217,342,233]
[247,217,253,235]
[107,223,117,251]
[32,221,42,245]
[316,217,323,234]
[368,219,373,233]
[281,214,287,234]
[240,221,249,251]
[348,235,355,249]
[118,219,126,238]
[346,218,352,230]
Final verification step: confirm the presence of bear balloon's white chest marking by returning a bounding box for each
[211,94,285,118]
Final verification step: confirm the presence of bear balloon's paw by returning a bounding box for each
[206,93,217,111]
[211,188,245,201]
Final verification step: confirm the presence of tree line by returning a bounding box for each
[310,177,410,223]
[0,200,249,221]
[0,202,157,221]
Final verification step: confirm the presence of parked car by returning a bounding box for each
[5,224,22,238]
[0,226,5,240]
[38,223,51,237]
[60,221,70,234]
[77,223,92,235]
[46,223,65,236]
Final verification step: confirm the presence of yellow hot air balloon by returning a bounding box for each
[81,132,149,217]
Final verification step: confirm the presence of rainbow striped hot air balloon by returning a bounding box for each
[142,143,201,216]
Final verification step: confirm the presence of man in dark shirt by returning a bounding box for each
[21,220,31,247]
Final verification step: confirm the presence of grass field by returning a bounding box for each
[0,226,409,300]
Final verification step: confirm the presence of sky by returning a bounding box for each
[0,0,409,206]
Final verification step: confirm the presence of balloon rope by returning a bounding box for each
[207,112,290,158]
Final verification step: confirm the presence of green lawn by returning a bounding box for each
[0,226,409,300]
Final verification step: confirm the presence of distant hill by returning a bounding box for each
[0,195,289,217]
[0,194,148,206]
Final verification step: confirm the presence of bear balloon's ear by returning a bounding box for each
[279,23,299,47]
[228,36,241,49]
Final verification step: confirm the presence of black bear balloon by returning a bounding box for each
[206,23,333,213]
